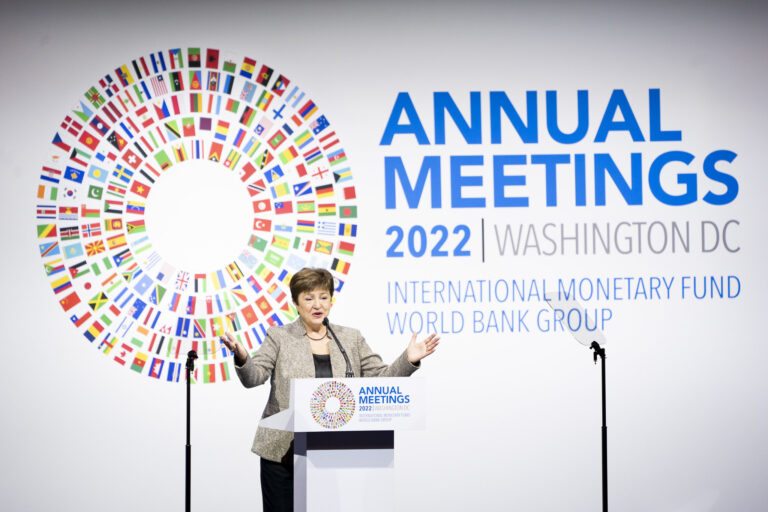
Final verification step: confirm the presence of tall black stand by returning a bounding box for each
[185,350,198,512]
[590,341,607,512]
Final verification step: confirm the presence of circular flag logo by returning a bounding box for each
[310,380,356,429]
[35,47,358,383]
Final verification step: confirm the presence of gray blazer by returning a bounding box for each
[235,319,419,462]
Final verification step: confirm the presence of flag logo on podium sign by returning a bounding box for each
[34,47,359,383]
[310,380,356,429]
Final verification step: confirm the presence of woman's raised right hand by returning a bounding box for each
[220,332,247,366]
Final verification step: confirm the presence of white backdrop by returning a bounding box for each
[2,1,767,511]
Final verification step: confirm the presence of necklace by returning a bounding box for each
[306,331,328,342]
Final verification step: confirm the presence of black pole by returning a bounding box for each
[185,350,198,512]
[590,342,607,512]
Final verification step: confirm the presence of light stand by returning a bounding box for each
[185,350,198,512]
[590,341,608,512]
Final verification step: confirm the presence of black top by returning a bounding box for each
[312,353,332,378]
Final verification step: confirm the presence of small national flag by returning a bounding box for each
[88,291,109,311]
[50,275,72,294]
[206,48,220,69]
[337,241,355,256]
[299,100,317,120]
[264,165,284,184]
[252,198,271,213]
[328,149,347,166]
[249,235,268,251]
[85,321,106,342]
[256,295,273,314]
[64,242,84,260]
[296,219,314,233]
[268,130,286,150]
[224,149,241,169]
[37,224,57,238]
[278,146,298,164]
[60,225,79,240]
[81,204,100,218]
[64,166,85,184]
[127,219,146,234]
[273,201,293,215]
[126,201,145,214]
[78,130,99,150]
[131,352,148,373]
[241,57,256,78]
[253,218,272,232]
[87,185,103,200]
[208,142,223,162]
[338,223,358,237]
[226,97,241,113]
[256,90,273,111]
[314,239,332,255]
[333,167,352,183]
[88,163,108,183]
[215,121,229,141]
[315,184,333,198]
[256,263,275,282]
[256,65,273,86]
[130,180,151,198]
[272,75,290,95]
[85,240,106,256]
[188,47,201,67]
[52,133,71,152]
[296,200,314,214]
[317,221,337,236]
[240,106,256,126]
[318,203,336,216]
[39,240,60,256]
[331,258,351,274]
[311,115,329,134]
[272,234,290,250]
[271,183,290,198]
[292,181,311,196]
[58,291,81,311]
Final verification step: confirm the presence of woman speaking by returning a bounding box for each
[220,267,439,511]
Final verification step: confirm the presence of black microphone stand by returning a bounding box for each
[590,341,608,512]
[185,350,198,512]
[323,318,355,377]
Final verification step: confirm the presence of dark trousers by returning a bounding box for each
[260,456,294,512]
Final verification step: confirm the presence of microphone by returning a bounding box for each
[186,350,198,371]
[323,317,355,378]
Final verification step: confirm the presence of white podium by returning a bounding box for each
[259,377,425,512]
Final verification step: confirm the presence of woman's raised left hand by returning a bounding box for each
[406,333,440,364]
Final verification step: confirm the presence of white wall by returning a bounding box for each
[1,0,766,510]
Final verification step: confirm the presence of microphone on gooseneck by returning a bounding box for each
[323,317,355,378]
[186,350,198,371]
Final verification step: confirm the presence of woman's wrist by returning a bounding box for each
[234,347,247,366]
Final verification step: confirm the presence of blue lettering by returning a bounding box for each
[648,89,682,141]
[384,156,442,209]
[434,92,482,144]
[702,150,738,205]
[492,154,528,207]
[594,89,645,142]
[546,90,589,143]
[490,91,538,143]
[648,151,696,206]
[380,92,430,145]
[531,154,570,206]
[574,153,587,206]
[594,153,643,205]
[450,155,485,207]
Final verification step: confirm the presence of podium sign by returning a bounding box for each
[259,378,426,512]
